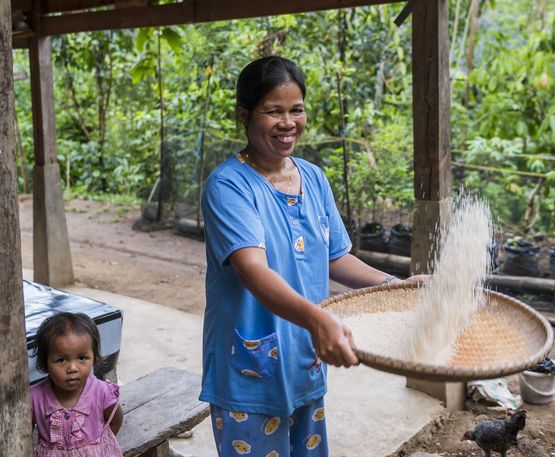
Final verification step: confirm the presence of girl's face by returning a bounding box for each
[47,331,95,397]
[238,82,306,162]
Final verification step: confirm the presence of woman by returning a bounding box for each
[201,56,424,457]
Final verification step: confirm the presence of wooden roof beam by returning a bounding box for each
[40,0,398,35]
[13,33,32,48]
[42,2,193,34]
[12,0,112,14]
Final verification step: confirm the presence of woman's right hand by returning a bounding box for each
[308,308,359,368]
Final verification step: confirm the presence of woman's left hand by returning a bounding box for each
[401,274,430,285]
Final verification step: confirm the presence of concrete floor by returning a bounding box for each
[23,269,444,456]
[44,279,444,457]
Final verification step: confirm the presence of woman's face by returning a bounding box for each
[238,82,306,162]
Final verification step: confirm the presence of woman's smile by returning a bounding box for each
[239,82,307,164]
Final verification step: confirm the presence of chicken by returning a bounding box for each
[461,410,527,457]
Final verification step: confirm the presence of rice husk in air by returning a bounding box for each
[345,196,494,365]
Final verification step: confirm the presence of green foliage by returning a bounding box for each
[11,2,554,236]
[64,185,140,208]
[450,0,554,235]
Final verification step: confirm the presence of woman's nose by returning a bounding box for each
[277,113,295,128]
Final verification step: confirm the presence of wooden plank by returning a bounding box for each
[410,198,452,274]
[13,34,31,48]
[0,0,34,454]
[29,32,74,287]
[118,367,210,457]
[11,0,32,12]
[41,2,195,34]
[45,0,113,11]
[32,164,75,286]
[39,0,399,35]
[139,441,170,457]
[410,0,451,277]
[411,0,451,202]
[15,0,399,16]
[410,0,460,404]
[120,366,198,413]
[193,0,397,22]
[29,36,57,165]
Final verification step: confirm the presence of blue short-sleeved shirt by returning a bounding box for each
[200,153,351,416]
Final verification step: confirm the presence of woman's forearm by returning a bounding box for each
[230,248,358,367]
[233,255,322,330]
[329,253,397,288]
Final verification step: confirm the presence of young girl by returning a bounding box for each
[30,312,124,457]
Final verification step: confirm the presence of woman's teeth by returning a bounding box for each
[276,135,295,143]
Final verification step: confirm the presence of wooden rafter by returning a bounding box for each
[14,0,399,37]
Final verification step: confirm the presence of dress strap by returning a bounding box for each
[105,402,119,427]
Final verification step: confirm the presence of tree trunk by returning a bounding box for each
[0,0,33,453]
[156,29,173,222]
[94,35,113,193]
[464,0,480,107]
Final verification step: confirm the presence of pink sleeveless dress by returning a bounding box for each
[34,403,123,457]
[31,374,123,457]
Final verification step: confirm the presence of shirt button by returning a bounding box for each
[292,219,298,226]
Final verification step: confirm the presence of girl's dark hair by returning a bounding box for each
[33,312,102,374]
[236,56,306,110]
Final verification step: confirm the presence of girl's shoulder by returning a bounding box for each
[30,377,51,401]
[84,375,120,401]
[30,377,48,392]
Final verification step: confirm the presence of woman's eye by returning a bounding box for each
[56,358,65,363]
[79,355,90,361]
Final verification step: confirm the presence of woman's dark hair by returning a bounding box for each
[33,312,102,374]
[236,56,306,110]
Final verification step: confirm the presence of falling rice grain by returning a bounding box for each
[345,196,493,366]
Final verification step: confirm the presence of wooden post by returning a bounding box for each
[407,0,463,410]
[410,0,452,271]
[28,7,74,286]
[0,0,33,453]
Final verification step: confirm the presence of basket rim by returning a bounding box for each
[321,283,555,382]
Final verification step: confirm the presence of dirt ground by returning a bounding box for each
[19,195,208,316]
[18,195,555,456]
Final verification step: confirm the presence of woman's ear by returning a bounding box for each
[236,105,249,127]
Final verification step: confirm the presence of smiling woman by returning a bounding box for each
[199,56,426,457]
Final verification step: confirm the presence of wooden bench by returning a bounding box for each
[118,367,210,457]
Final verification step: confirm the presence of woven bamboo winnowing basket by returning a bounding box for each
[321,283,554,382]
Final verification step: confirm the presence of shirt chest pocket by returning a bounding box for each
[230,329,278,379]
